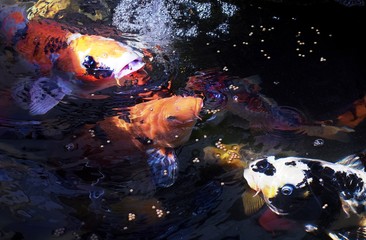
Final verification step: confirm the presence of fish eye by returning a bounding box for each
[281,184,294,196]
[82,55,96,69]
[166,116,177,121]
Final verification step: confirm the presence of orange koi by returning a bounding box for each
[99,95,203,187]
[0,6,145,115]
[113,95,203,149]
[32,95,203,187]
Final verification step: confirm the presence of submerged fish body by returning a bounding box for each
[243,153,366,237]
[334,0,365,7]
[186,70,354,142]
[186,69,271,119]
[0,5,145,115]
[186,70,306,129]
[94,95,203,187]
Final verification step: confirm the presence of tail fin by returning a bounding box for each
[0,5,28,45]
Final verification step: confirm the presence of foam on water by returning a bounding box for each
[112,0,239,47]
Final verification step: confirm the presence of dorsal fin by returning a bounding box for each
[337,151,366,171]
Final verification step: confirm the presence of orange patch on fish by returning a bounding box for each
[337,96,366,128]
[113,95,203,149]
[1,6,146,115]
[258,209,300,233]
[15,20,144,84]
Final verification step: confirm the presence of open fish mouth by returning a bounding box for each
[115,58,145,84]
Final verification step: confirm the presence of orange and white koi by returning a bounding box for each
[244,153,366,238]
[0,6,145,115]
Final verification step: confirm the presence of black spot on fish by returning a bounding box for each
[83,56,96,69]
[44,37,67,54]
[356,152,366,171]
[307,161,366,213]
[303,159,321,170]
[355,189,366,202]
[334,171,364,200]
[285,161,343,229]
[252,158,276,176]
[309,162,364,196]
[340,190,353,200]
[90,69,113,79]
[13,25,28,44]
[323,167,335,177]
[33,40,40,57]
[285,161,296,166]
[82,56,113,79]
[295,177,308,188]
[355,204,365,214]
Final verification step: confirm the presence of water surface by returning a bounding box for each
[0,0,365,239]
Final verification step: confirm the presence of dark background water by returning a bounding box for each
[179,1,366,118]
[0,0,365,239]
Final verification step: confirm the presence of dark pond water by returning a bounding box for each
[0,0,365,239]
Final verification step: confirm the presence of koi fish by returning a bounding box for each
[186,69,354,142]
[0,6,145,115]
[243,153,366,239]
[74,95,203,187]
[111,95,203,187]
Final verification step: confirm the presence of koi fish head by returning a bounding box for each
[151,96,203,147]
[161,96,203,130]
[117,96,203,149]
[141,95,203,148]
[60,34,145,88]
[244,156,344,221]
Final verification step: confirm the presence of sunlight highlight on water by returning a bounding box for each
[112,0,239,47]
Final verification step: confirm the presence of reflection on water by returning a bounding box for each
[0,0,366,239]
[112,0,239,47]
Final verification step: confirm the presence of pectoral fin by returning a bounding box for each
[12,76,67,115]
[11,77,33,110]
[146,148,177,188]
[242,188,265,216]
